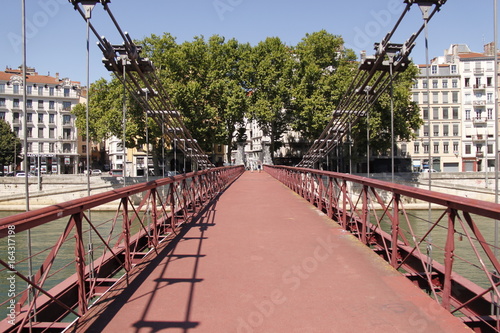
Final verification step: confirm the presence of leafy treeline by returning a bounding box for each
[0,119,22,173]
[72,30,421,163]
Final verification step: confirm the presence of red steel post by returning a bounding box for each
[74,212,88,315]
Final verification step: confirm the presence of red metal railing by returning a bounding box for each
[0,166,244,332]
[266,165,500,332]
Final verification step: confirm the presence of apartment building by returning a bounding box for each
[0,67,81,174]
[459,44,497,172]
[405,43,499,173]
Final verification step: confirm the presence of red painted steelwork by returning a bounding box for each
[0,166,244,332]
[266,165,500,332]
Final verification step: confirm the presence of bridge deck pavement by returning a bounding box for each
[79,171,471,333]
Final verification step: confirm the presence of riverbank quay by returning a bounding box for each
[0,172,497,211]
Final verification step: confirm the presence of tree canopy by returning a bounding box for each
[73,30,420,165]
[0,119,22,172]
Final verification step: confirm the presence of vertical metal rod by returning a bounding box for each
[366,92,370,177]
[84,3,95,286]
[494,0,499,258]
[493,0,499,325]
[22,0,35,326]
[122,58,127,187]
[390,60,395,184]
[421,4,433,273]
[145,90,149,182]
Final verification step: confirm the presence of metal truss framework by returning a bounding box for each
[0,166,244,332]
[266,165,500,332]
[69,0,214,169]
[298,0,447,168]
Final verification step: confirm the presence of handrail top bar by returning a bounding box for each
[266,165,500,220]
[0,166,242,237]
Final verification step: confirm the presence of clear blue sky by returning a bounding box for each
[0,0,495,84]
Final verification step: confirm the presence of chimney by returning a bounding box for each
[55,72,59,79]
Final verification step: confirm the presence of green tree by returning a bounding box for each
[291,30,358,142]
[245,37,296,159]
[141,33,250,161]
[0,120,22,172]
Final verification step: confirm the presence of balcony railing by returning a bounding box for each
[473,117,487,124]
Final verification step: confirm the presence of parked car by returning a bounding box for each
[92,169,102,176]
[15,172,31,177]
[422,168,438,173]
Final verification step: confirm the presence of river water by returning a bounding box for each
[0,208,498,321]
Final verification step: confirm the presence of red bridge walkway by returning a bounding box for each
[73,171,471,332]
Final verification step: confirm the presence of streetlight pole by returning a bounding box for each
[121,55,127,186]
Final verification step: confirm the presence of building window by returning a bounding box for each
[452,108,459,119]
[423,108,429,120]
[38,100,43,109]
[442,80,448,88]
[49,143,55,153]
[0,98,5,107]
[27,127,33,138]
[26,113,32,123]
[49,101,55,110]
[487,93,493,103]
[451,65,457,74]
[433,125,439,136]
[452,79,458,88]
[452,92,458,103]
[443,108,449,119]
[63,128,71,140]
[27,142,32,153]
[39,142,44,153]
[453,124,459,136]
[443,124,449,136]
[412,80,418,89]
[0,112,5,120]
[422,93,428,103]
[414,143,420,154]
[433,143,439,154]
[63,115,71,125]
[433,108,439,120]
[0,84,4,93]
[38,113,43,123]
[82,145,87,154]
[49,128,55,138]
[431,65,437,74]
[64,88,70,97]
[453,142,459,153]
[432,80,438,88]
[465,78,470,87]
[423,144,429,153]
[465,144,471,154]
[442,92,448,103]
[13,99,20,108]
[38,128,44,138]
[465,110,471,120]
[13,85,20,94]
[433,92,439,103]
[49,87,55,96]
[443,142,449,154]
[423,125,429,136]
[62,101,71,111]
[13,127,19,136]
[38,86,43,95]
[422,80,428,89]
[13,113,20,124]
[412,93,419,102]
[49,114,55,124]
[487,77,493,87]
[488,108,493,119]
[488,144,494,154]
[27,86,32,94]
[26,99,33,109]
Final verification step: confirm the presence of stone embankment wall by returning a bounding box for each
[0,175,161,211]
